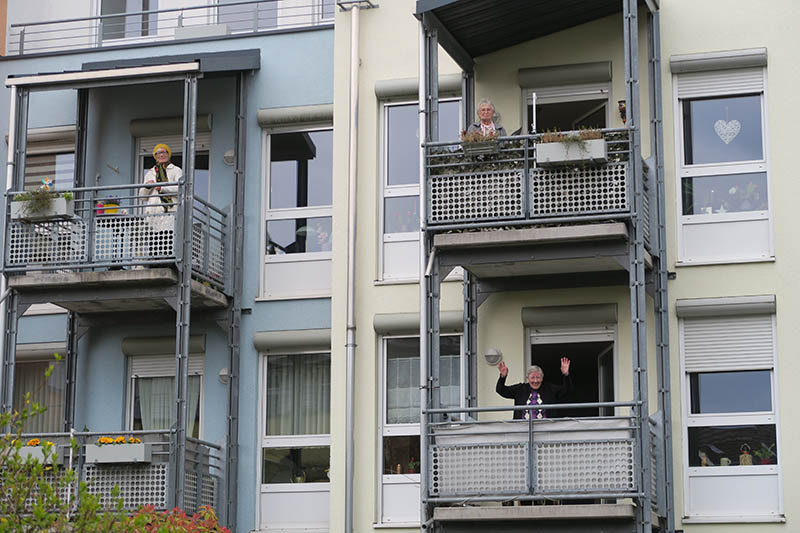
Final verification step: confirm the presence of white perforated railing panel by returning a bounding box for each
[95,214,174,262]
[534,440,635,493]
[530,163,628,216]
[84,463,169,510]
[429,170,525,224]
[430,443,528,496]
[7,220,87,265]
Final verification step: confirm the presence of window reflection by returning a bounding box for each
[266,217,332,255]
[689,370,771,414]
[681,172,767,216]
[383,435,420,475]
[25,153,75,191]
[683,95,763,165]
[386,100,459,186]
[688,425,776,467]
[270,130,333,209]
[262,446,330,484]
[384,196,419,233]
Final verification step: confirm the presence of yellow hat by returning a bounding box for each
[153,143,171,158]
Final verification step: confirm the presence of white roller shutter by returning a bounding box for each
[676,68,764,99]
[130,354,204,378]
[683,314,774,372]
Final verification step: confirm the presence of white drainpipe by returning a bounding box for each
[344,4,360,533]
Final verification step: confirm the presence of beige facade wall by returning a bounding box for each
[329,1,798,532]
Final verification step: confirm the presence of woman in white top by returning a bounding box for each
[140,143,182,251]
[467,98,507,137]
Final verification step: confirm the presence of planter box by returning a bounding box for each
[537,138,607,167]
[10,197,74,222]
[85,443,152,464]
[462,140,499,156]
[18,445,55,464]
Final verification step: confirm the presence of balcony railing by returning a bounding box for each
[424,401,661,506]
[424,128,652,248]
[7,0,334,56]
[4,183,229,293]
[18,429,223,513]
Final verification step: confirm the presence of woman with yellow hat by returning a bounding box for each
[140,143,183,252]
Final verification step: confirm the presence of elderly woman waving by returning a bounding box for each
[467,98,507,137]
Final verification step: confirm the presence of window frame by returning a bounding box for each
[259,351,331,486]
[377,333,463,525]
[522,82,611,135]
[378,97,461,283]
[679,312,783,522]
[98,0,160,43]
[259,125,333,300]
[126,354,205,438]
[673,67,773,265]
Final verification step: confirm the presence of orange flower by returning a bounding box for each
[26,438,40,446]
[127,437,142,444]
[97,436,114,445]
[114,435,126,444]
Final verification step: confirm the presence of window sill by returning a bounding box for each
[374,275,464,286]
[255,294,331,302]
[373,522,420,529]
[682,514,785,524]
[675,256,775,267]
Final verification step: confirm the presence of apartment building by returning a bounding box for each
[0,1,335,532]
[2,1,798,533]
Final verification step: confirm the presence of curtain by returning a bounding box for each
[187,376,201,438]
[137,375,201,433]
[266,353,330,436]
[13,361,65,434]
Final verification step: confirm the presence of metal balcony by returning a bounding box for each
[18,430,223,513]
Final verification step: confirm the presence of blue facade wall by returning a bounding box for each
[1,27,334,532]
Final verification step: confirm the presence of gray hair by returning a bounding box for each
[477,98,496,112]
[526,365,544,379]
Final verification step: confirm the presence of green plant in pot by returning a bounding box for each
[752,442,776,465]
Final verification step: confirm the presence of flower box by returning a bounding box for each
[462,140,499,156]
[85,442,152,464]
[18,445,55,464]
[536,138,607,167]
[10,197,74,222]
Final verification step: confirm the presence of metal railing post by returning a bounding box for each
[18,27,25,55]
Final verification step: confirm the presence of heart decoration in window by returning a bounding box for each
[714,119,741,145]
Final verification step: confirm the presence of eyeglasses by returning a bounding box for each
[155,151,168,155]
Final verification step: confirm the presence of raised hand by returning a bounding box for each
[560,357,571,376]
[498,361,508,378]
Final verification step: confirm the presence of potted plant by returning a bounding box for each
[18,438,57,464]
[536,128,607,167]
[752,442,776,465]
[85,435,151,464]
[460,129,500,156]
[10,189,74,222]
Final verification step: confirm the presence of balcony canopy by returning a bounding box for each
[415,0,626,70]
[5,49,260,90]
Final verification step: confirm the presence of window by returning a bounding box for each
[100,0,159,41]
[13,359,66,434]
[379,335,461,524]
[681,309,781,521]
[263,128,333,298]
[24,152,75,192]
[380,99,460,281]
[128,355,203,438]
[260,352,331,530]
[524,82,609,134]
[675,68,771,263]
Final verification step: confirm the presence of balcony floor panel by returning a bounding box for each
[434,222,651,278]
[8,268,227,312]
[435,503,642,533]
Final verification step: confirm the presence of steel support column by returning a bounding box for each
[623,0,652,531]
[224,71,247,528]
[1,292,20,416]
[74,89,88,189]
[172,73,198,511]
[463,271,478,408]
[648,8,674,532]
[63,311,79,431]
[419,15,439,533]
[461,70,474,132]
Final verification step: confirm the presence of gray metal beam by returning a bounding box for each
[172,73,198,511]
[12,88,29,190]
[421,11,474,73]
[225,71,247,529]
[0,292,20,417]
[63,311,79,431]
[623,0,652,531]
[477,271,630,294]
[461,70,474,129]
[437,241,632,268]
[463,272,478,408]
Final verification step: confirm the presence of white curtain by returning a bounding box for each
[13,361,65,434]
[137,375,201,435]
[266,353,330,436]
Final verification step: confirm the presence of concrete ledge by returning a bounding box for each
[434,503,636,522]
[8,268,179,290]
[433,223,628,250]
